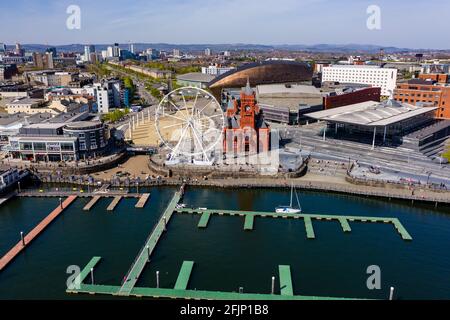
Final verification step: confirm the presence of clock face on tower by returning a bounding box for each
[244,105,251,112]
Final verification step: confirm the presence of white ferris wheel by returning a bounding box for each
[155,87,225,165]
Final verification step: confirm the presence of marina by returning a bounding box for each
[0,185,449,299]
[0,195,77,271]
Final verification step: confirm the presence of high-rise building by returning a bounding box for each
[45,52,54,69]
[205,48,211,56]
[113,43,120,57]
[14,43,24,56]
[32,52,44,69]
[84,45,95,62]
[32,52,54,69]
[45,47,57,57]
[0,43,6,53]
[129,43,135,54]
[107,46,114,58]
[173,49,181,57]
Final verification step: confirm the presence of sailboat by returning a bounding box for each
[275,183,302,213]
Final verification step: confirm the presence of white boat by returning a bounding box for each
[275,183,302,213]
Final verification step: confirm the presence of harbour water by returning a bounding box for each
[0,186,449,300]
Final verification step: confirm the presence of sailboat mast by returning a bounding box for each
[290,183,293,207]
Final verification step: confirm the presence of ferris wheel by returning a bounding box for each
[155,87,225,164]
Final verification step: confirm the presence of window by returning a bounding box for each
[33,142,46,151]
[61,143,74,151]
[20,142,33,150]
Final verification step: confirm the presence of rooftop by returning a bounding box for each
[306,100,438,127]
[7,97,44,106]
[257,84,322,96]
[176,72,216,83]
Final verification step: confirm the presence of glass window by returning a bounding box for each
[33,142,46,151]
[61,143,74,151]
[20,142,33,150]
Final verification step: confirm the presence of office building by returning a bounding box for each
[173,49,181,58]
[394,81,450,119]
[113,43,120,57]
[322,65,397,96]
[25,70,78,86]
[201,65,235,76]
[8,117,111,162]
[84,45,96,62]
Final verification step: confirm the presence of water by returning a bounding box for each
[0,186,449,300]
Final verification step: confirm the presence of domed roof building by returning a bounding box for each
[208,60,313,99]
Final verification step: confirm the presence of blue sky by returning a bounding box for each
[0,0,449,49]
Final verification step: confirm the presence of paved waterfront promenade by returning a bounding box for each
[188,177,450,205]
[0,195,77,271]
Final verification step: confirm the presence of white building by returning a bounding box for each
[76,80,123,114]
[204,48,211,56]
[201,65,235,76]
[107,46,114,58]
[173,49,181,58]
[84,45,95,62]
[322,65,397,97]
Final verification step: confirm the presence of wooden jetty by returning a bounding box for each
[83,196,101,211]
[107,196,122,211]
[135,193,150,208]
[0,195,77,271]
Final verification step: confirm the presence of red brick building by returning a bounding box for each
[323,87,381,110]
[418,73,448,84]
[223,82,270,154]
[394,83,450,119]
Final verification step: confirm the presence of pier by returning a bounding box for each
[107,196,122,211]
[197,212,211,228]
[0,195,77,271]
[244,215,254,230]
[174,261,195,290]
[279,265,293,296]
[83,196,101,211]
[117,191,182,296]
[303,216,315,239]
[67,256,355,300]
[65,186,411,300]
[68,256,102,290]
[176,208,413,241]
[135,193,150,208]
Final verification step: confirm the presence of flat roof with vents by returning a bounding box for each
[306,100,437,127]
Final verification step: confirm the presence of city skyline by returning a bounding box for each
[1,0,449,49]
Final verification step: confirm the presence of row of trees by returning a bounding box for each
[102,109,130,123]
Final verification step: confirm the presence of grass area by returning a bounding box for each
[102,108,130,123]
[87,62,112,78]
[443,149,450,162]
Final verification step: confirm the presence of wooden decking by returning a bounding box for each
[135,193,150,208]
[83,196,101,211]
[0,195,77,271]
[107,196,122,211]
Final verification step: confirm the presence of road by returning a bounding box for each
[273,122,450,187]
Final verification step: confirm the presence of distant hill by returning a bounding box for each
[8,43,448,54]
